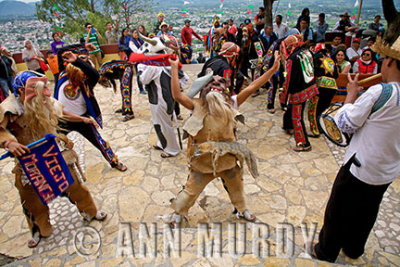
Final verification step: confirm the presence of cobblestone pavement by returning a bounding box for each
[0,65,399,266]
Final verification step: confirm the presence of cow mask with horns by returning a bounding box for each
[137,32,179,55]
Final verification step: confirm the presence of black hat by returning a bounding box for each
[184,19,191,23]
[244,18,251,25]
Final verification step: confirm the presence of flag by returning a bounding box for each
[351,0,359,19]
[220,3,223,8]
[53,4,60,11]
[248,4,254,9]
[182,8,189,12]
[218,10,223,14]
[17,134,74,205]
[247,10,251,14]
[288,10,292,16]
[182,13,188,17]
[54,11,59,17]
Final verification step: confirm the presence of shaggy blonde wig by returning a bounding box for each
[24,80,59,140]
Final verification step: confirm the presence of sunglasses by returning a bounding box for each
[363,53,371,56]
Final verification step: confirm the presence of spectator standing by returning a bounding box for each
[128,28,146,94]
[333,12,357,33]
[138,25,148,37]
[157,22,171,36]
[222,22,236,42]
[46,50,59,87]
[368,15,383,33]
[228,19,237,36]
[259,25,277,52]
[83,22,103,69]
[51,33,65,55]
[105,20,119,44]
[352,48,378,74]
[119,28,131,60]
[22,40,45,74]
[254,7,266,34]
[315,13,329,43]
[296,8,310,30]
[273,15,288,39]
[346,38,362,64]
[181,19,203,62]
[154,13,165,34]
[298,19,313,46]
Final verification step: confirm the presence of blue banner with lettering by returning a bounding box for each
[18,134,74,205]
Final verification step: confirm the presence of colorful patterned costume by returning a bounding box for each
[99,60,135,117]
[55,58,120,167]
[309,51,338,136]
[281,46,318,149]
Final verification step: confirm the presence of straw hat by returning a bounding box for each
[372,36,400,61]
[159,21,169,29]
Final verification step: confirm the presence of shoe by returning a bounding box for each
[235,209,256,222]
[293,145,312,152]
[161,152,174,158]
[122,114,135,122]
[177,115,183,120]
[27,232,41,248]
[115,108,123,113]
[267,108,276,114]
[113,162,127,172]
[140,91,147,95]
[93,210,107,221]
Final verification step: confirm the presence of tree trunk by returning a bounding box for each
[91,0,95,12]
[382,0,400,45]
[263,0,276,26]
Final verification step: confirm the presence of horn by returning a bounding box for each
[162,34,171,45]
[138,32,157,46]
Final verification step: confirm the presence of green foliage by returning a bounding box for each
[35,0,154,43]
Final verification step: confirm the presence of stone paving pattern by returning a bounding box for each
[0,64,399,266]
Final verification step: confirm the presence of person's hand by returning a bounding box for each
[169,56,179,69]
[6,141,30,157]
[83,117,100,129]
[347,73,364,95]
[85,43,96,52]
[62,51,77,63]
[272,50,281,71]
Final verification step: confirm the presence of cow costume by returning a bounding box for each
[130,33,188,157]
[167,43,281,225]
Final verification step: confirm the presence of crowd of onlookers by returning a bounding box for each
[0,7,385,102]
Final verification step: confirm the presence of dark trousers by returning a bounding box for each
[267,72,284,109]
[134,64,144,93]
[315,157,390,262]
[316,87,337,120]
[59,118,119,167]
[174,102,180,116]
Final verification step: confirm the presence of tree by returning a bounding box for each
[263,0,277,26]
[35,0,153,43]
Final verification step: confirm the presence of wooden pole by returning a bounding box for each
[356,0,363,27]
